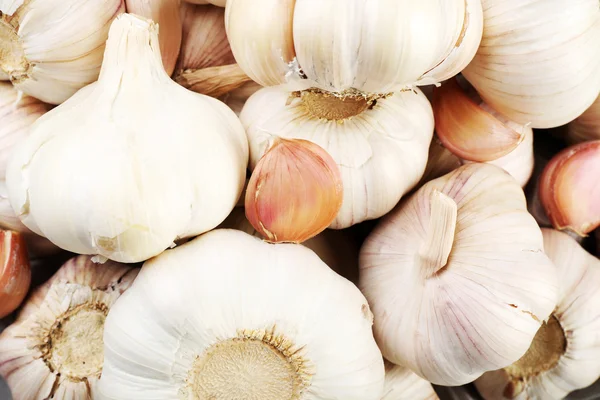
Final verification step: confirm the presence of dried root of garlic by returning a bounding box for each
[476,229,600,399]
[383,361,439,400]
[0,255,138,400]
[0,230,30,318]
[567,94,600,144]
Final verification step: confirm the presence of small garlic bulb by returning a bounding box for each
[359,163,558,386]
[0,0,125,104]
[476,228,600,399]
[0,230,30,318]
[382,361,439,400]
[0,255,138,400]
[462,0,600,129]
[98,229,385,399]
[241,86,434,229]
[567,94,600,144]
[5,14,249,263]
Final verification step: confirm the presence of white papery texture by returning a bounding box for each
[567,94,600,144]
[382,362,439,400]
[98,229,385,400]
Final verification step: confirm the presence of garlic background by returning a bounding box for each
[382,361,439,400]
[99,229,385,399]
[5,14,249,263]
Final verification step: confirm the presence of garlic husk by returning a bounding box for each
[0,230,30,318]
[5,13,249,263]
[0,255,138,400]
[567,94,600,144]
[98,229,385,399]
[359,163,558,386]
[382,361,439,400]
[538,140,600,236]
[220,80,263,116]
[0,0,125,104]
[125,0,182,76]
[241,86,434,229]
[183,0,225,6]
[245,138,343,243]
[475,228,600,399]
[175,63,253,98]
[462,0,600,129]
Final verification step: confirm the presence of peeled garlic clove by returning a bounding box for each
[462,0,600,129]
[0,0,125,104]
[5,14,249,263]
[567,94,600,144]
[98,229,385,399]
[245,138,343,243]
[359,163,558,386]
[0,230,30,318]
[219,80,263,116]
[0,255,138,400]
[241,86,434,229]
[383,361,439,400]
[476,228,600,399]
[175,64,253,98]
[539,141,600,236]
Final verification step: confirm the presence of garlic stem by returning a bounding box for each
[420,190,457,278]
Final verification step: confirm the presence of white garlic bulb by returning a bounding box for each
[0,0,125,104]
[382,361,439,400]
[240,86,434,229]
[5,14,249,263]
[359,163,558,386]
[98,229,385,399]
[567,94,600,144]
[462,0,600,129]
[0,255,138,400]
[225,0,482,93]
[476,228,600,399]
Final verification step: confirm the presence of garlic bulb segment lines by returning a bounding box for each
[0,230,30,318]
[567,94,600,144]
[359,163,558,386]
[98,229,385,400]
[0,255,138,400]
[0,0,126,104]
[240,85,434,229]
[382,361,439,400]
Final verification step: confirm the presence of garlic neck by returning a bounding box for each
[300,90,374,121]
[0,17,29,83]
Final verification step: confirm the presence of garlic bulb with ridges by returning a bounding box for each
[5,13,249,263]
[382,361,439,400]
[0,0,125,104]
[359,163,558,386]
[240,86,434,229]
[0,255,138,400]
[475,228,600,399]
[462,0,600,129]
[567,94,600,144]
[98,229,385,399]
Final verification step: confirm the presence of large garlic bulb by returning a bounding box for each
[567,94,600,144]
[382,361,439,400]
[359,163,558,386]
[476,229,600,399]
[98,229,385,399]
[462,0,600,129]
[5,14,249,263]
[241,86,434,228]
[0,255,138,400]
[0,0,125,104]
[225,0,482,93]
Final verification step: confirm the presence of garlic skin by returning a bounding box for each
[241,86,434,229]
[98,229,385,399]
[183,0,225,6]
[0,255,138,400]
[476,229,600,400]
[5,14,249,263]
[359,163,558,386]
[175,63,253,98]
[462,0,600,129]
[220,81,262,116]
[225,0,482,93]
[0,0,125,104]
[567,94,600,144]
[382,361,439,400]
[0,230,30,318]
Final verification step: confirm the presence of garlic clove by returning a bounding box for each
[359,163,558,386]
[383,361,439,400]
[175,63,253,98]
[567,94,600,144]
[418,136,463,186]
[245,138,343,244]
[0,230,30,318]
[538,140,600,236]
[125,0,182,76]
[219,80,263,116]
[183,0,226,6]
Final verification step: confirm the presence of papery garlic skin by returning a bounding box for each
[382,361,439,400]
[220,81,262,116]
[0,255,138,400]
[98,229,384,400]
[0,0,125,104]
[462,0,600,129]
[359,164,558,386]
[184,0,225,6]
[5,14,249,263]
[0,230,30,318]
[476,229,600,400]
[241,86,434,229]
[567,95,600,144]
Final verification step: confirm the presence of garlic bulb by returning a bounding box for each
[0,230,30,318]
[98,229,385,399]
[241,86,434,229]
[382,361,439,400]
[5,14,249,263]
[225,0,482,92]
[359,163,558,386]
[476,228,600,399]
[567,94,600,144]
[462,0,600,129]
[0,0,125,104]
[0,255,138,400]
